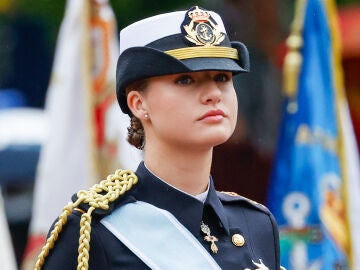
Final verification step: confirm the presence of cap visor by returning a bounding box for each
[182,57,247,73]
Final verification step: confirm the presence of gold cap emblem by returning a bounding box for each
[232,233,245,247]
[182,6,225,46]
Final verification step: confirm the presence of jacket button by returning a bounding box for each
[232,233,245,247]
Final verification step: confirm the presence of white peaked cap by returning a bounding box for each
[119,10,227,54]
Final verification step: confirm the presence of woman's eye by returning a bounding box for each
[214,73,230,82]
[175,75,194,85]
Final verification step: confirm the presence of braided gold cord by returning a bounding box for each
[34,169,138,270]
[77,207,94,270]
[34,202,74,270]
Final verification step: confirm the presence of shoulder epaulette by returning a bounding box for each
[217,191,270,214]
[34,169,138,270]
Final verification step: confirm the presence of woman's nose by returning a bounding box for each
[200,81,222,105]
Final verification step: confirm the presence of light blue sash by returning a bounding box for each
[100,201,221,270]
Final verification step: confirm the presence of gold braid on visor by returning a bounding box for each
[165,46,239,60]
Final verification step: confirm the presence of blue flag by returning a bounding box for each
[267,0,350,269]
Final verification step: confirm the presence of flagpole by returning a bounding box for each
[82,0,99,186]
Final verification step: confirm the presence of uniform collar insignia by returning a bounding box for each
[181,6,225,46]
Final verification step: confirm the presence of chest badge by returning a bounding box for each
[244,259,269,270]
[182,6,225,46]
[200,221,219,254]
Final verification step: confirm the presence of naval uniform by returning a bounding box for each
[42,161,280,269]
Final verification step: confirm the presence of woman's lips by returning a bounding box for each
[199,109,226,122]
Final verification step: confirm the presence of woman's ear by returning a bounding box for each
[127,91,148,120]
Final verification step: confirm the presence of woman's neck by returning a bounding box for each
[143,142,213,196]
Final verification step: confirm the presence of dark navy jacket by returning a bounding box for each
[42,162,280,269]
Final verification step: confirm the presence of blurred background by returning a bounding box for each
[0,0,359,269]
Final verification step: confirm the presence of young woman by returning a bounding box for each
[35,6,281,270]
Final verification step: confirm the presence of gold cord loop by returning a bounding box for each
[34,169,138,270]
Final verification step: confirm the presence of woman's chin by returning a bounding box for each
[197,132,233,148]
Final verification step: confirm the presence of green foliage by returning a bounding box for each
[2,0,357,59]
[3,0,209,53]
[336,0,360,6]
[4,0,66,53]
[110,0,207,29]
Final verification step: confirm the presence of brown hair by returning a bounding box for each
[127,117,145,149]
[126,80,147,149]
